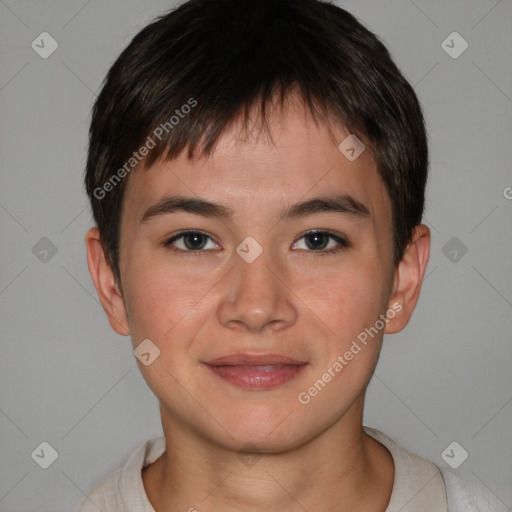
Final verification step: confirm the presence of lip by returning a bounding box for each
[204,353,308,366]
[203,353,308,390]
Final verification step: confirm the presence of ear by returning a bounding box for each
[85,227,130,336]
[384,224,430,334]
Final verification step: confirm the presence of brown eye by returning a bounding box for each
[164,230,219,253]
[293,230,349,255]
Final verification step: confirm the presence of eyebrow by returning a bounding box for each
[140,194,371,224]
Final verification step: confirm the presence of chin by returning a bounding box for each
[210,407,319,452]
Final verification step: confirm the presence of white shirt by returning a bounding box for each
[75,426,508,511]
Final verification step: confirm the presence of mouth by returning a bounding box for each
[203,353,308,390]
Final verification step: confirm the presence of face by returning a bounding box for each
[87,96,428,452]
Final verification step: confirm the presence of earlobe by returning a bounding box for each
[385,224,430,334]
[85,227,130,336]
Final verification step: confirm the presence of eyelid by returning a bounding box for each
[292,229,349,252]
[294,228,348,244]
[164,229,220,250]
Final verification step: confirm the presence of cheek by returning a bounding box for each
[123,256,206,345]
[297,260,387,341]
[298,271,386,408]
[295,264,389,401]
[124,260,209,394]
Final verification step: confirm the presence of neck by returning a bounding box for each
[142,396,394,512]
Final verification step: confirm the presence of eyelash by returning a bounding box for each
[162,230,349,257]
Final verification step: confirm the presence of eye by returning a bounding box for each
[163,230,220,255]
[292,230,349,255]
[163,229,349,256]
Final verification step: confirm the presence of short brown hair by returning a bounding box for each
[84,0,429,288]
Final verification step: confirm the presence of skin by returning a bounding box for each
[86,93,430,512]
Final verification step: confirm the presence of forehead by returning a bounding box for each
[123,98,391,227]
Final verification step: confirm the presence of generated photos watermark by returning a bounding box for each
[93,97,198,200]
[298,302,403,405]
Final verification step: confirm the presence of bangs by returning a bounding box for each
[142,84,362,168]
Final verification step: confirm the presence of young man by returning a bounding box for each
[77,1,507,510]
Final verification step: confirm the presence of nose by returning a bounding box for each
[216,241,298,334]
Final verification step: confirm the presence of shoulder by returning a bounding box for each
[439,466,510,512]
[363,426,448,510]
[75,468,124,512]
[363,426,510,512]
[74,436,166,512]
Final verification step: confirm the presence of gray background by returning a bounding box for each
[1,0,511,510]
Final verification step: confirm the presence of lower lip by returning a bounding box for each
[204,363,307,390]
